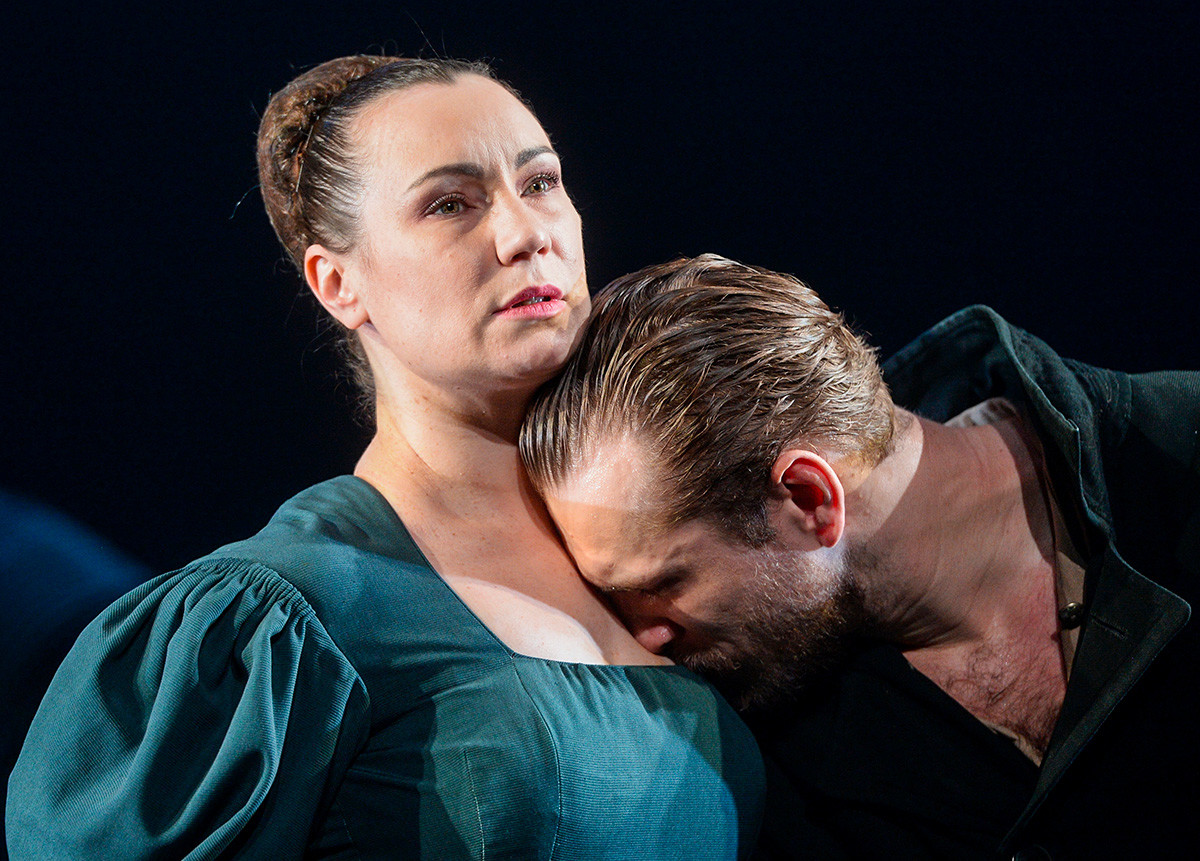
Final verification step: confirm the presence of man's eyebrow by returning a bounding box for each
[406,147,558,193]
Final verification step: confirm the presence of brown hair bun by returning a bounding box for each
[257,55,402,267]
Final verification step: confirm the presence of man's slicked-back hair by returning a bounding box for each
[521,254,894,544]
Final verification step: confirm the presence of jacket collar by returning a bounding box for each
[883,306,1190,844]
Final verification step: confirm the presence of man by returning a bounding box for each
[520,254,1200,859]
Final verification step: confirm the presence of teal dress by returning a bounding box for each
[7,477,764,859]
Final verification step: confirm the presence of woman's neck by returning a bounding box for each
[354,383,540,523]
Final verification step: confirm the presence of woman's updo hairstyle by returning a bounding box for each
[256,54,498,408]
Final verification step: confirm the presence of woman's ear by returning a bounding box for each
[304,244,369,330]
[770,449,846,548]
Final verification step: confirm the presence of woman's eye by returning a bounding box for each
[426,195,466,217]
[524,173,560,195]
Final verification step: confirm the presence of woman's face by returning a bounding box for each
[326,75,589,406]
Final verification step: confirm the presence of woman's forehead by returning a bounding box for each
[353,76,551,177]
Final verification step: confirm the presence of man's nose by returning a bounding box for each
[632,622,680,654]
[611,593,682,654]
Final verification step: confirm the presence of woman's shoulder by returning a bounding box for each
[176,475,505,673]
[7,490,374,859]
[202,475,425,574]
[188,475,431,615]
[60,531,366,713]
[44,475,407,715]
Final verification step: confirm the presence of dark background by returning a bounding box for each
[4,1,1196,573]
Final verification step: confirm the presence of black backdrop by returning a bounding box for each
[4,1,1196,572]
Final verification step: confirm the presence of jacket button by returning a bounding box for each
[1058,602,1085,629]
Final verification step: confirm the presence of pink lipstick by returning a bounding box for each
[495,285,565,319]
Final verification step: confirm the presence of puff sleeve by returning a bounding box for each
[6,559,370,860]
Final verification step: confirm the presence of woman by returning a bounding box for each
[7,56,764,859]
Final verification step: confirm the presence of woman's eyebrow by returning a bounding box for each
[405,147,556,193]
[515,145,557,168]
[406,162,486,191]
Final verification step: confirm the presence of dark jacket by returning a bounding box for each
[754,306,1200,859]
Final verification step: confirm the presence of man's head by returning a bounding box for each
[522,254,894,541]
[520,254,893,707]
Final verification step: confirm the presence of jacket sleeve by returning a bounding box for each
[6,559,370,860]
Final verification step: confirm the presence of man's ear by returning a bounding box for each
[304,244,369,330]
[770,449,846,548]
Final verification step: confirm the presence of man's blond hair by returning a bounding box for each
[521,254,894,544]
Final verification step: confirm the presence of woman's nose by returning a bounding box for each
[493,196,551,264]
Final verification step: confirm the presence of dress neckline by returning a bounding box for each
[315,475,688,672]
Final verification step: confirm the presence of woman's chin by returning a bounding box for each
[503,333,581,387]
[493,360,566,395]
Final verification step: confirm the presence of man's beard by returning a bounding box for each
[676,542,875,711]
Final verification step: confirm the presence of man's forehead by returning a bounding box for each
[555,432,661,510]
[544,433,670,577]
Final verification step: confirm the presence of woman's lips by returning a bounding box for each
[495,285,566,318]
